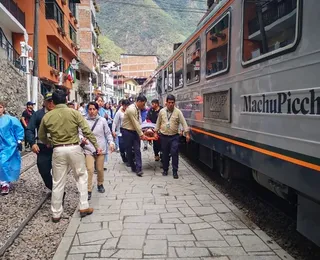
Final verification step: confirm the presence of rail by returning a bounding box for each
[0,27,21,70]
[248,0,297,35]
[0,0,26,27]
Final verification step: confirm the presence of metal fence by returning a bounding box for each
[0,27,21,70]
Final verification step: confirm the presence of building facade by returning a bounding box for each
[120,54,159,85]
[13,0,81,99]
[76,0,100,102]
[0,0,26,69]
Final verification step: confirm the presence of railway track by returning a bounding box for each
[0,152,50,257]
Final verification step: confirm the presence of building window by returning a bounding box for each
[174,54,184,89]
[206,12,230,77]
[69,23,77,43]
[92,32,97,47]
[45,0,64,29]
[91,11,96,28]
[156,72,162,94]
[69,0,77,18]
[164,69,168,92]
[168,63,173,92]
[242,0,300,65]
[47,48,58,69]
[186,38,200,85]
[76,71,80,80]
[59,57,65,72]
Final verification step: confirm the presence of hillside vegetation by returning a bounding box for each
[96,0,206,61]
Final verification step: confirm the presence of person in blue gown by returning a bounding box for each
[0,101,24,195]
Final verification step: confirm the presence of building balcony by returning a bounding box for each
[0,0,25,28]
[0,27,21,69]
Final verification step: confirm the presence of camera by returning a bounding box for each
[92,152,97,157]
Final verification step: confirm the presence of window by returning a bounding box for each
[91,11,96,28]
[206,12,230,77]
[164,69,168,92]
[168,63,173,91]
[59,57,65,72]
[69,0,77,18]
[156,71,162,94]
[242,0,300,65]
[174,54,184,89]
[45,0,64,29]
[76,71,80,80]
[92,33,97,47]
[69,23,77,43]
[47,48,58,69]
[186,39,200,85]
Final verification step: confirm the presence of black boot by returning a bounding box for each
[173,171,179,179]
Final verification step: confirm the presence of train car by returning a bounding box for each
[153,0,320,246]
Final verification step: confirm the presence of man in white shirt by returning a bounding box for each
[112,99,130,163]
[78,102,86,116]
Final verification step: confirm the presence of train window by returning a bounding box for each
[174,54,184,89]
[156,71,162,94]
[164,69,168,92]
[186,38,200,85]
[168,63,173,92]
[206,12,230,77]
[242,0,300,65]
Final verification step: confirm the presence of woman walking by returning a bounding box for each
[0,101,24,195]
[80,102,115,200]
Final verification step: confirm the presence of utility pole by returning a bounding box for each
[33,0,40,110]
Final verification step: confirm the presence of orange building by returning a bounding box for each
[120,54,159,86]
[12,0,80,95]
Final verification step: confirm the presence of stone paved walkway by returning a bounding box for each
[53,149,294,260]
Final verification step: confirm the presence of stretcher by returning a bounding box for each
[141,122,159,141]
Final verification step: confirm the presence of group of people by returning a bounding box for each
[0,89,190,222]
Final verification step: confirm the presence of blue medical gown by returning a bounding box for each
[0,115,24,182]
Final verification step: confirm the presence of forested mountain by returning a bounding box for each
[96,0,207,61]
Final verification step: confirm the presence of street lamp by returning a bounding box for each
[28,57,34,71]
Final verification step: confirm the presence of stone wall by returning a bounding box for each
[0,49,28,117]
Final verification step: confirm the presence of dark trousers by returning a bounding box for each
[122,128,142,172]
[37,144,53,190]
[153,140,162,158]
[118,135,127,162]
[161,134,179,173]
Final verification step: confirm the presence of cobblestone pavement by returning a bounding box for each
[53,150,294,260]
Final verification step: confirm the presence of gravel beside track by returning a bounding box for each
[0,164,47,250]
[1,175,78,260]
[183,154,320,260]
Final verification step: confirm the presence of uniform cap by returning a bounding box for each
[44,92,53,101]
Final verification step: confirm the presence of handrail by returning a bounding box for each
[0,0,26,27]
[0,27,21,70]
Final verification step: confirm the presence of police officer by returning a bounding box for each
[26,93,55,191]
[154,94,190,179]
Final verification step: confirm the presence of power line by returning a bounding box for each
[102,0,207,13]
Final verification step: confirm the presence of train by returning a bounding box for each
[141,0,320,246]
